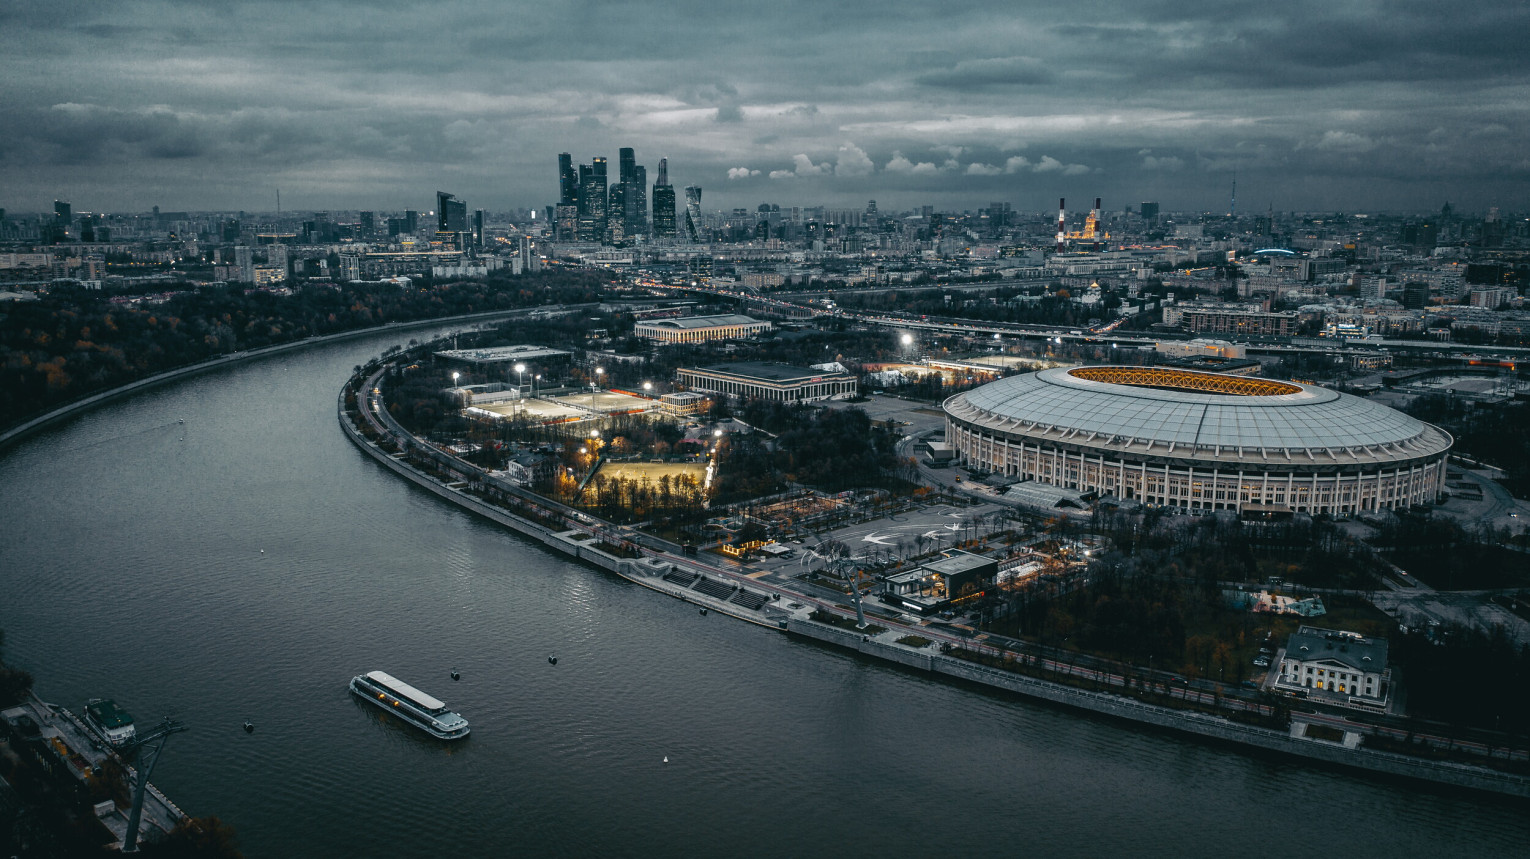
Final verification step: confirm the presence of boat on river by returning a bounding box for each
[349,671,469,740]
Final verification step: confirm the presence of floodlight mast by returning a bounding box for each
[833,555,870,630]
[120,716,189,853]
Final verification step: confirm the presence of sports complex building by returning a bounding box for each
[943,366,1452,515]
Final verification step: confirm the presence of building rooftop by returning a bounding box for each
[690,362,853,382]
[922,550,997,577]
[638,314,764,329]
[1285,626,1389,672]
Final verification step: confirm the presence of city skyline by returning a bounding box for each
[1,1,1528,214]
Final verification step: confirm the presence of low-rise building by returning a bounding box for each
[1274,626,1391,710]
[635,313,772,344]
[881,551,998,615]
[677,362,856,403]
[659,391,710,417]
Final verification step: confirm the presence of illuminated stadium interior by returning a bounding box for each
[1067,366,1303,397]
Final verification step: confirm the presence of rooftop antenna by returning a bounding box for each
[1229,172,1236,218]
[276,188,281,216]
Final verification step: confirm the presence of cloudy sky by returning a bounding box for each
[3,0,1527,216]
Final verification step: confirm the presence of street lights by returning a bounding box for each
[595,367,604,390]
[642,381,653,395]
[514,363,526,397]
[452,372,460,405]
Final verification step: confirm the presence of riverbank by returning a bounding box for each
[339,361,1530,800]
[0,305,583,454]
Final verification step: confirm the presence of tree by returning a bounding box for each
[0,630,34,707]
[140,816,244,858]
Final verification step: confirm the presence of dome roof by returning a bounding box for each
[945,366,1450,461]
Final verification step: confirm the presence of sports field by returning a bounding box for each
[586,461,705,488]
[556,390,654,414]
[476,398,586,421]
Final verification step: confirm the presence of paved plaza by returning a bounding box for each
[822,393,950,436]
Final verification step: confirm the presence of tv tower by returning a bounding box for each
[1055,198,1066,253]
[1230,171,1237,217]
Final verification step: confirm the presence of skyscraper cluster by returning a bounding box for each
[556,149,683,244]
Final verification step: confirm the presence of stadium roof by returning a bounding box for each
[946,366,1451,462]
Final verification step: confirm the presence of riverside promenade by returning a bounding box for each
[340,360,1530,800]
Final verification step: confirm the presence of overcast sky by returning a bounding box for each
[3,0,1527,216]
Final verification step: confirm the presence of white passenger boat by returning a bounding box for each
[349,671,470,740]
[83,698,136,746]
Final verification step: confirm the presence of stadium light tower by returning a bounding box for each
[120,717,188,853]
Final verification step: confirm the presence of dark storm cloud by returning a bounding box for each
[2,0,1527,212]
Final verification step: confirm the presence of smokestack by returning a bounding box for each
[1056,197,1066,253]
[1093,197,1101,217]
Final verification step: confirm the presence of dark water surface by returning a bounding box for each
[1,329,1523,857]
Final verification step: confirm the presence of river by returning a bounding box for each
[0,326,1523,857]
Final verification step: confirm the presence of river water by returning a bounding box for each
[0,327,1523,857]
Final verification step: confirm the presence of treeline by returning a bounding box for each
[0,630,34,707]
[1405,393,1530,498]
[585,473,707,520]
[0,269,610,429]
[983,512,1389,679]
[712,404,903,502]
[833,286,1117,328]
[1394,625,1530,735]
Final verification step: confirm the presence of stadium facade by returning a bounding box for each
[943,366,1451,515]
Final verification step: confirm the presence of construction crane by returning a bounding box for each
[119,716,188,853]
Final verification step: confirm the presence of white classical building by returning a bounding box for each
[634,314,772,344]
[1273,626,1391,710]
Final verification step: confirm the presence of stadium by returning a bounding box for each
[943,366,1452,515]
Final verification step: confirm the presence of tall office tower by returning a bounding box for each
[607,183,626,244]
[437,191,467,233]
[555,204,579,241]
[684,185,702,242]
[619,148,636,185]
[235,245,255,283]
[473,209,485,248]
[1140,201,1159,223]
[577,157,607,241]
[558,153,579,207]
[54,200,72,226]
[627,164,647,239]
[404,210,419,234]
[359,211,375,236]
[652,158,676,238]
